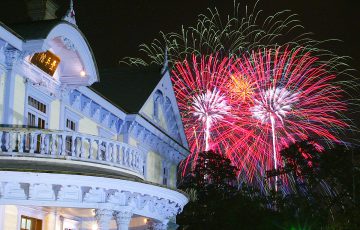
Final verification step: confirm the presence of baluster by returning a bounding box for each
[40,133,45,154]
[80,136,84,158]
[5,132,10,152]
[125,148,130,166]
[13,132,19,152]
[89,138,94,159]
[50,134,56,155]
[71,135,76,157]
[18,132,24,153]
[45,133,51,154]
[104,141,108,161]
[61,133,66,156]
[0,131,3,152]
[97,140,102,160]
[29,132,35,153]
[130,151,134,168]
[120,146,125,165]
[114,144,119,163]
[7,132,13,152]
[108,143,114,162]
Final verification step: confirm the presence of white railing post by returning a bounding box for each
[89,138,94,159]
[0,128,145,178]
[104,141,109,161]
[0,131,3,152]
[29,132,35,153]
[51,134,56,155]
[7,132,12,152]
[40,133,45,154]
[18,132,24,153]
[96,140,101,160]
[80,136,84,158]
[61,133,66,156]
[71,135,76,157]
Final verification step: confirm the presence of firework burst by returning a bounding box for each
[172,54,236,155]
[192,88,231,151]
[230,47,349,190]
[125,1,357,192]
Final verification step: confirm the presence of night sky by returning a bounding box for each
[1,0,360,139]
[1,0,360,72]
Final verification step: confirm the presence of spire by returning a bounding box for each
[161,47,169,74]
[62,0,76,26]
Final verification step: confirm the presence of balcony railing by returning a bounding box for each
[0,127,145,178]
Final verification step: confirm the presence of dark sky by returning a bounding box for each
[1,0,360,72]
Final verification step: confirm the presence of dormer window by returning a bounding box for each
[30,50,60,76]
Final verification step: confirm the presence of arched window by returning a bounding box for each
[153,90,163,122]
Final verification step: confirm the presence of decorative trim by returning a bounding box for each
[0,171,188,222]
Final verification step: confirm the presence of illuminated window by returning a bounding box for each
[20,215,42,230]
[65,119,77,155]
[28,96,46,114]
[26,96,48,152]
[162,164,169,186]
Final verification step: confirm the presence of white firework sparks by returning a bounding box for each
[192,88,231,151]
[251,87,298,124]
[251,87,298,191]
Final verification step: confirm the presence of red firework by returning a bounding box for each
[231,47,348,184]
[172,48,349,184]
[171,54,245,172]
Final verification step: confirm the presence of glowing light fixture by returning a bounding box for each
[80,70,86,77]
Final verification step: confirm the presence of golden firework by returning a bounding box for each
[229,74,254,102]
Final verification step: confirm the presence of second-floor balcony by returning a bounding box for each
[0,127,146,179]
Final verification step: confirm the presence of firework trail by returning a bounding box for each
[124,1,357,192]
[123,1,307,67]
[231,47,349,189]
[172,54,235,154]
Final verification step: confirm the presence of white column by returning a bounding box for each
[2,47,19,124]
[95,208,113,230]
[114,206,133,230]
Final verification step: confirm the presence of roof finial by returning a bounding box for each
[62,0,77,26]
[161,47,169,74]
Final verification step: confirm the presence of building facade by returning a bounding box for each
[0,3,189,230]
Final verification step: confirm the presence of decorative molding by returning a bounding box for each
[29,183,55,201]
[84,188,106,203]
[0,171,188,222]
[58,185,81,202]
[61,36,76,51]
[4,47,20,69]
[3,182,27,200]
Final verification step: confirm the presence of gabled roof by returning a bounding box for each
[90,66,163,113]
[0,19,100,85]
[9,19,60,40]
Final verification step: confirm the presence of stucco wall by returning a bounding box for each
[129,136,138,147]
[78,117,98,136]
[12,74,25,125]
[141,96,169,132]
[141,96,153,119]
[169,164,177,188]
[147,151,162,184]
[3,205,17,230]
[49,99,60,130]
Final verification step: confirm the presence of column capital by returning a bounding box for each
[114,206,133,230]
[4,47,20,69]
[95,208,113,230]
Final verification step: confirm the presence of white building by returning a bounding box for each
[0,2,189,229]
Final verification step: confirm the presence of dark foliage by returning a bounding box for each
[177,144,360,230]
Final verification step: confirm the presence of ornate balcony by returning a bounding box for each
[0,127,145,179]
